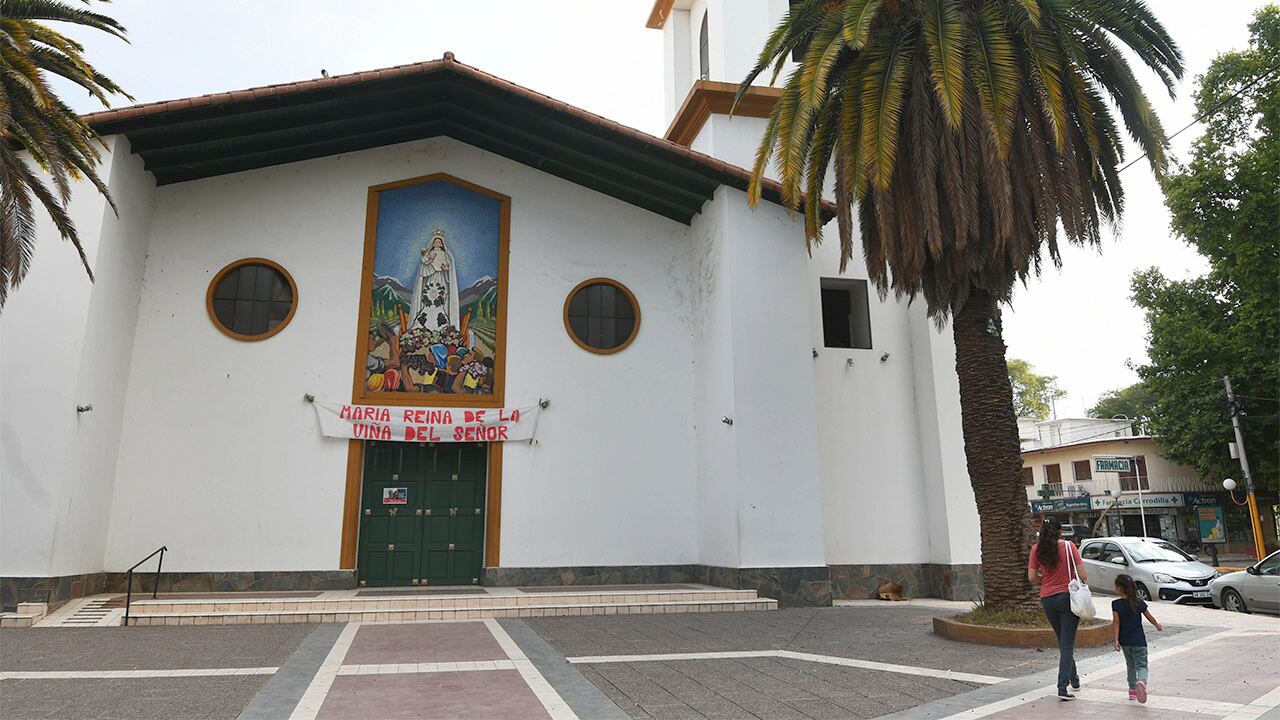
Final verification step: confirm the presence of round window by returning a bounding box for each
[206,258,297,341]
[563,278,640,354]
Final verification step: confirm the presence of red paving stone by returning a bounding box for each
[983,695,1210,718]
[341,622,509,665]
[315,670,550,720]
[1089,633,1279,705]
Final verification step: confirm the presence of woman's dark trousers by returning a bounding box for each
[1040,592,1080,692]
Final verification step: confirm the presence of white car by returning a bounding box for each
[1079,536,1219,604]
[1210,550,1280,615]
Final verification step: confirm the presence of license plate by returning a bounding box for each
[1193,591,1210,598]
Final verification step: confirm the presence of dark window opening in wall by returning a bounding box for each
[699,11,710,79]
[1072,460,1092,482]
[1119,456,1150,491]
[820,278,872,349]
[1023,467,1034,486]
[1043,463,1062,485]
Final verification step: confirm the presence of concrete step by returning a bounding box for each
[126,597,777,625]
[127,588,760,616]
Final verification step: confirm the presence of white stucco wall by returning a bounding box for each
[806,228,934,565]
[0,138,155,578]
[102,137,701,573]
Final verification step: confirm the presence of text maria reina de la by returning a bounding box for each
[337,405,525,442]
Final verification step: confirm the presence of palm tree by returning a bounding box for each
[1,0,131,308]
[741,0,1181,609]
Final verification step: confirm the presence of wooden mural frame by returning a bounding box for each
[341,173,511,571]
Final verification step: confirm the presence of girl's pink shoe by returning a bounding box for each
[1136,680,1148,704]
[1128,689,1137,701]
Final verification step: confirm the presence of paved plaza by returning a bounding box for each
[1,601,1277,719]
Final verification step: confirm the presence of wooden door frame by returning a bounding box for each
[340,172,510,571]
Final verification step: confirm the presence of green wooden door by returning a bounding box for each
[357,442,486,587]
[422,443,487,585]
[357,442,423,587]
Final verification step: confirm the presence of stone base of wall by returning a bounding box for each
[829,563,982,602]
[1,571,355,612]
[480,564,833,607]
[5,563,980,612]
[482,565,834,607]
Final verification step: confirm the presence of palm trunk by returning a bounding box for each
[952,288,1037,610]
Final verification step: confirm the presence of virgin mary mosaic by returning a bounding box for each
[365,178,503,397]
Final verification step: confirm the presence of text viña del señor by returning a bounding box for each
[337,405,524,442]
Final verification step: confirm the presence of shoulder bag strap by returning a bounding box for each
[1063,540,1078,581]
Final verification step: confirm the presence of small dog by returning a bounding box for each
[877,581,906,601]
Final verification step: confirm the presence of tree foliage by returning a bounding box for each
[1007,357,1065,420]
[1132,5,1279,491]
[1088,382,1155,433]
[0,0,131,308]
[738,0,1181,319]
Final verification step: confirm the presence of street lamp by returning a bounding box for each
[1223,478,1267,561]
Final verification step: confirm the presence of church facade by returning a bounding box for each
[0,1,980,610]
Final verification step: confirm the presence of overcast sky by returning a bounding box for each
[62,1,1269,415]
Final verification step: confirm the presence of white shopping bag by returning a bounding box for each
[1065,540,1096,619]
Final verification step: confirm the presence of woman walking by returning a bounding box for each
[1028,517,1087,700]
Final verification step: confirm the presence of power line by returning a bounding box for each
[1118,60,1280,174]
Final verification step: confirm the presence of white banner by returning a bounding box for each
[312,399,541,443]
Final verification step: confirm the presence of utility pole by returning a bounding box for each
[1224,376,1267,560]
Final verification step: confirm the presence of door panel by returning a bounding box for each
[358,441,487,587]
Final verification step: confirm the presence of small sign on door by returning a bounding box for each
[383,487,408,505]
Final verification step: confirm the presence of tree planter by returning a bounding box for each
[933,615,1112,648]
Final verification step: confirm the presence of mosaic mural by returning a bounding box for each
[365,178,503,397]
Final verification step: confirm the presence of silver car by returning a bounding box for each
[1080,536,1219,604]
[1210,550,1280,615]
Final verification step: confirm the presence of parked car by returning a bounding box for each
[1060,524,1092,542]
[1210,550,1280,615]
[1079,536,1219,604]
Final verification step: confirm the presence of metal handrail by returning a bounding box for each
[123,546,167,627]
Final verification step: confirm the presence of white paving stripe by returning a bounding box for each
[1223,684,1280,720]
[336,660,516,675]
[0,667,277,680]
[564,649,1007,685]
[287,621,360,720]
[484,619,578,720]
[1084,688,1245,715]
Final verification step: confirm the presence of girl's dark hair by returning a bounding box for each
[1035,518,1063,569]
[1115,574,1140,610]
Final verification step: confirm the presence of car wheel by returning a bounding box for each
[1136,583,1152,602]
[1222,588,1249,613]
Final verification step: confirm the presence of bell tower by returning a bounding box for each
[646,0,793,174]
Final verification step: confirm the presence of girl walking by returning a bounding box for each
[1113,574,1164,703]
[1028,518,1086,700]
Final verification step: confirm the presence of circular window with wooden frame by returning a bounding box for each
[563,278,640,354]
[206,258,298,341]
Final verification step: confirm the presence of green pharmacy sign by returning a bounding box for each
[1092,456,1132,473]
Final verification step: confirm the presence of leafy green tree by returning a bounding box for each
[1007,358,1065,420]
[740,0,1181,608]
[0,0,131,308]
[1131,5,1279,492]
[1088,382,1155,433]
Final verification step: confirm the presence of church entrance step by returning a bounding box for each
[127,596,776,625]
[109,585,776,626]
